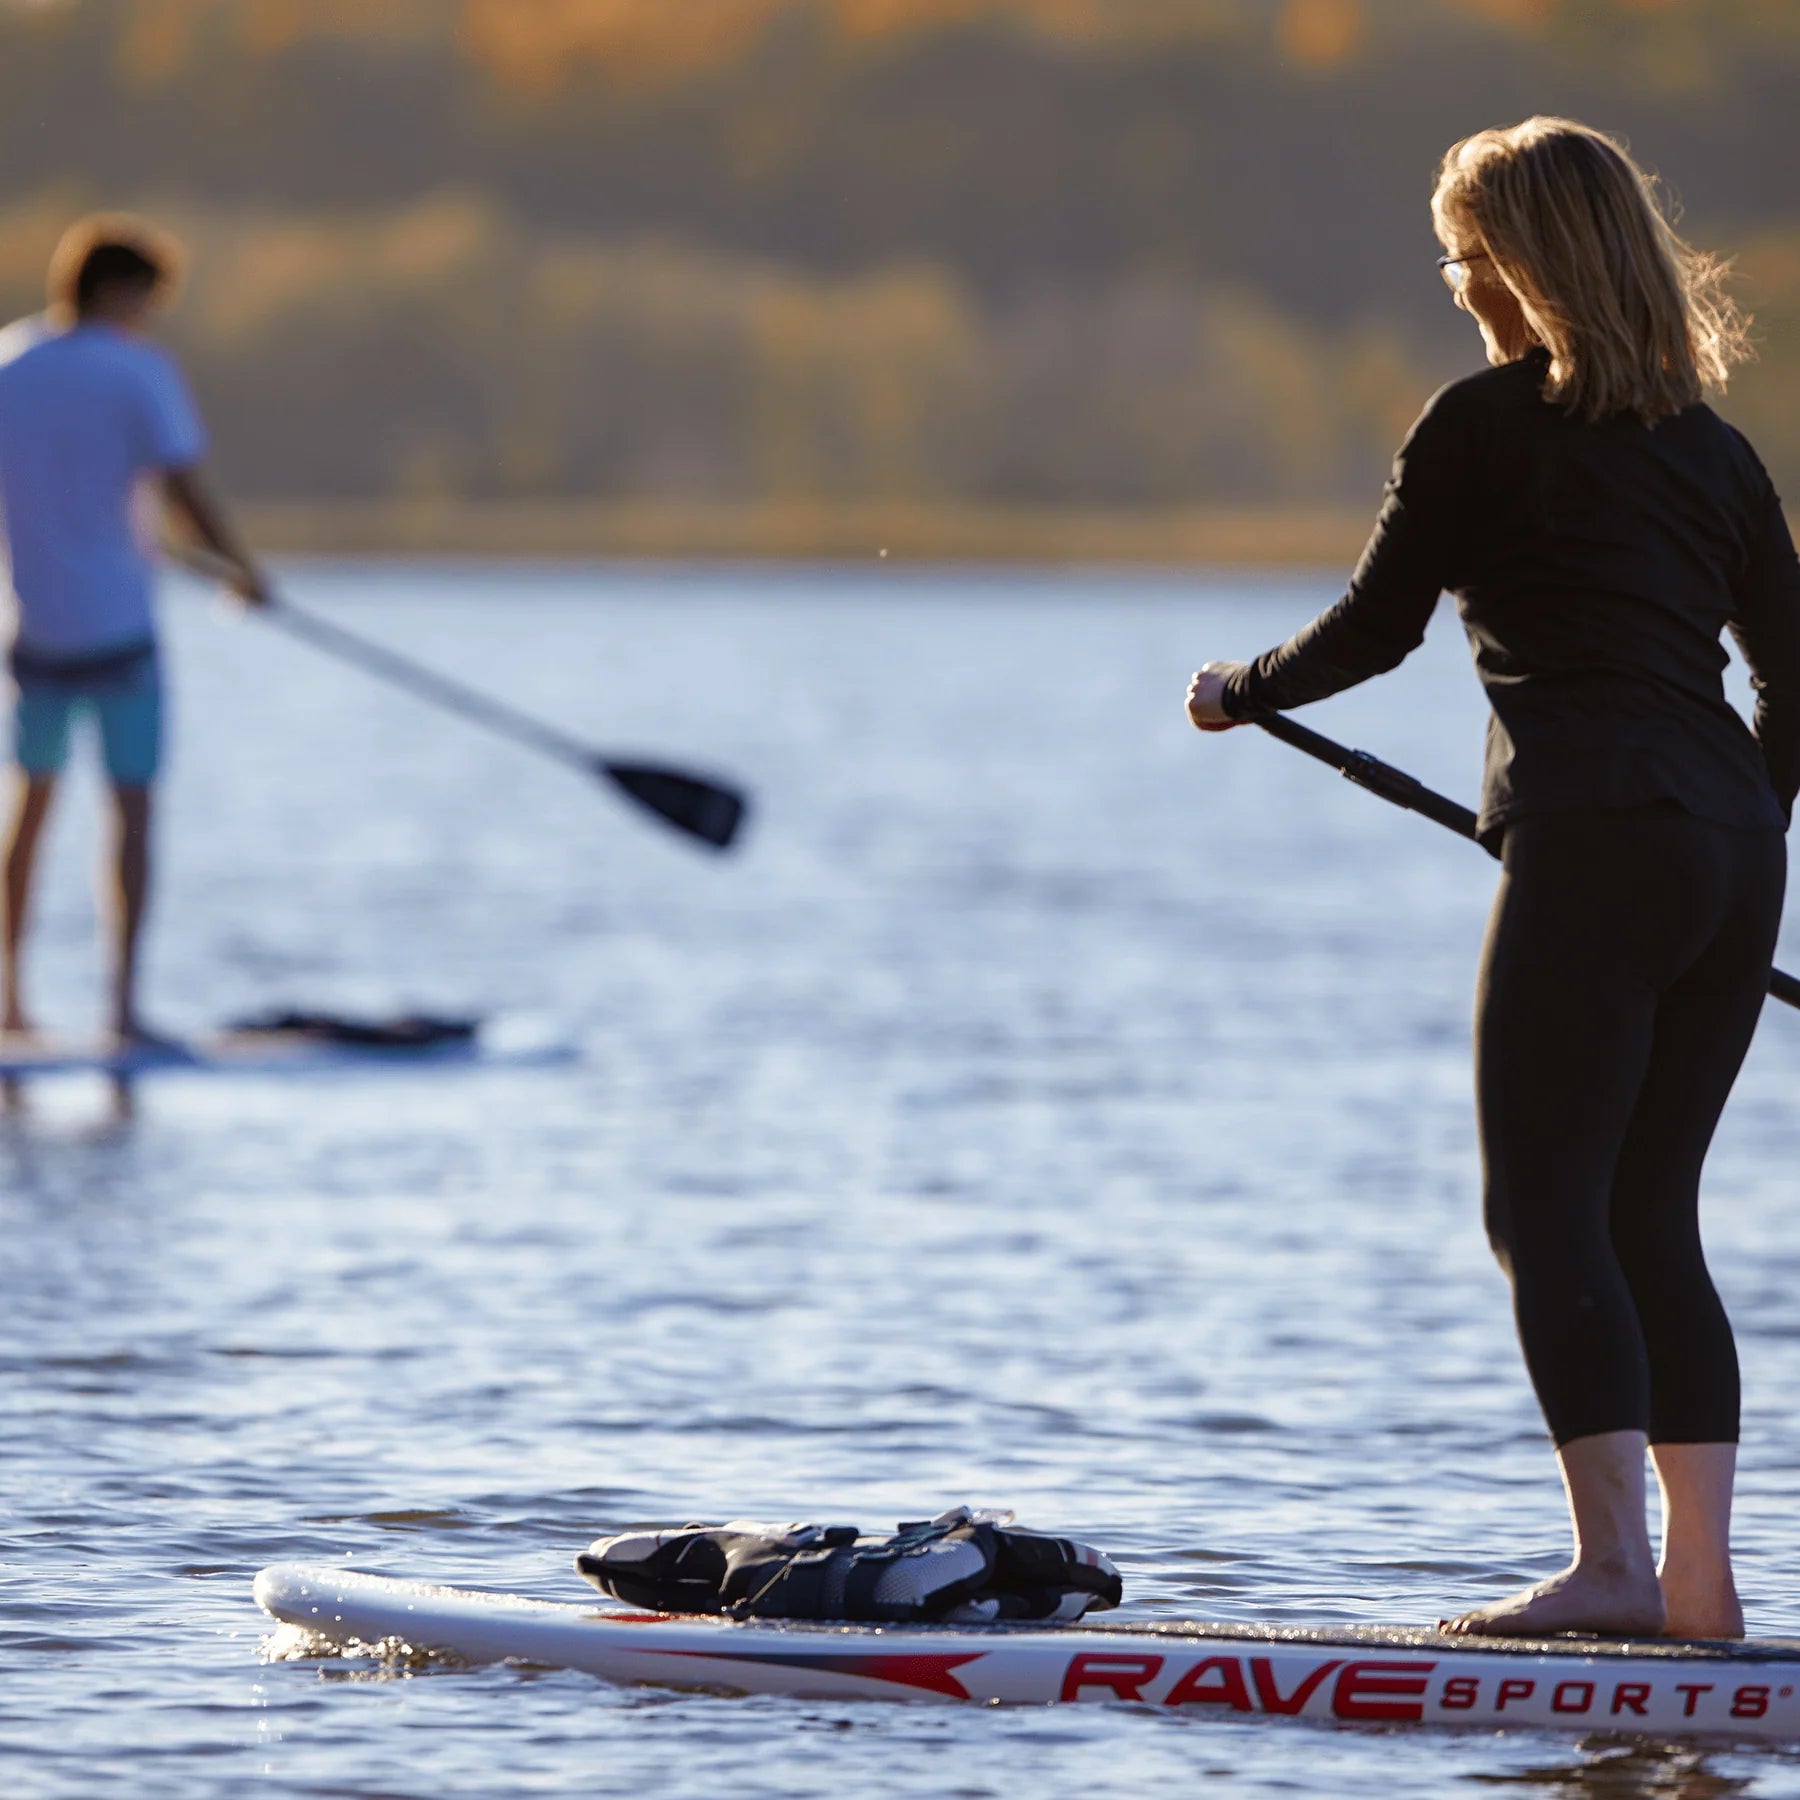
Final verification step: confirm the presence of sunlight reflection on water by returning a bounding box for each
[2,564,1798,1797]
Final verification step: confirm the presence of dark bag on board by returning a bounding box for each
[225,1008,478,1048]
[576,1506,1121,1625]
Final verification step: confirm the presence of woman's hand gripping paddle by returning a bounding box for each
[169,544,748,850]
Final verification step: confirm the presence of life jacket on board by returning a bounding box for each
[576,1506,1122,1624]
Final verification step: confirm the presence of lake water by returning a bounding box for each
[4,563,1800,1799]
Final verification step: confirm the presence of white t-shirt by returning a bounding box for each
[0,315,208,659]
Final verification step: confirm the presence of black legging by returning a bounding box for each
[1476,804,1786,1448]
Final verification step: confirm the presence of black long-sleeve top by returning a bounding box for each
[1221,347,1800,845]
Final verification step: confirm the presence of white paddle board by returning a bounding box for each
[0,1017,575,1078]
[254,1564,1800,1741]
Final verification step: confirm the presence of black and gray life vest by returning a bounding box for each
[576,1506,1121,1625]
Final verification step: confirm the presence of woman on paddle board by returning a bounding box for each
[1186,118,1800,1640]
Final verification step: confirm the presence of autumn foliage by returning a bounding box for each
[2,0,1797,525]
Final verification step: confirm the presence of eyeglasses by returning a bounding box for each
[1436,251,1490,293]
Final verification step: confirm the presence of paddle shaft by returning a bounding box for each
[168,542,605,771]
[1257,712,1800,1012]
[164,542,746,847]
[260,598,599,778]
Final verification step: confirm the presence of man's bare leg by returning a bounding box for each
[3,770,56,1033]
[1441,1430,1666,1636]
[106,782,160,1041]
[1652,1442,1743,1639]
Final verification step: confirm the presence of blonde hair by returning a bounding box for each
[1431,117,1749,424]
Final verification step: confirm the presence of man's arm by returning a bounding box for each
[161,465,270,606]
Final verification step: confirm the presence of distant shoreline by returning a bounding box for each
[236,501,1372,567]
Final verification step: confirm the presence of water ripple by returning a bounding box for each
[0,570,1795,1797]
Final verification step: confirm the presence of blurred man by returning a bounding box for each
[0,215,266,1046]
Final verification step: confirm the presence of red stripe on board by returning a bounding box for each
[660,1647,985,1698]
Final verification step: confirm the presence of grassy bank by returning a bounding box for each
[237,502,1373,566]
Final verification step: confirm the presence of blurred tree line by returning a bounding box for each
[2,0,1799,533]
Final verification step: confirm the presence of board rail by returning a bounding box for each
[255,1563,1800,1742]
[0,1018,575,1078]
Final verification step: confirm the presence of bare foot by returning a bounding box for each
[1440,1559,1665,1638]
[1660,1567,1744,1640]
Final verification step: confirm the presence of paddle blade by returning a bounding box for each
[602,761,748,850]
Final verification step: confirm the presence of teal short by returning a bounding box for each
[9,643,164,787]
